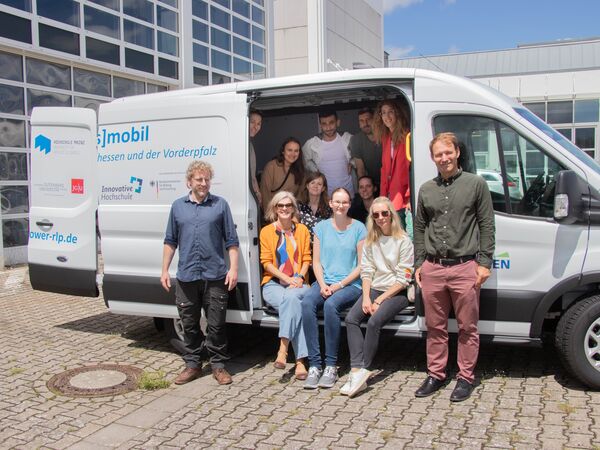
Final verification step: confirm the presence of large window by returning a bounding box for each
[37,0,79,27]
[84,5,120,39]
[0,11,32,43]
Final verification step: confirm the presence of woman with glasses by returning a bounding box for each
[297,171,332,243]
[372,99,411,228]
[260,137,305,209]
[341,196,414,397]
[260,191,311,380]
[301,188,366,389]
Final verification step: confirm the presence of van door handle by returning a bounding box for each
[36,221,53,227]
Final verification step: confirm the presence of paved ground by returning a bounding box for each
[1,264,599,450]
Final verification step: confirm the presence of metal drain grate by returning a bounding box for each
[47,364,143,398]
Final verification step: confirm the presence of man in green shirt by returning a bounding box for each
[413,132,495,402]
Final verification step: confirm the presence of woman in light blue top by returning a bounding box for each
[301,187,366,389]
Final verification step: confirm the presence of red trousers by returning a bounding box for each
[420,260,480,383]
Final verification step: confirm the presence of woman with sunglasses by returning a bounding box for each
[341,196,414,397]
[260,191,311,380]
[260,137,305,209]
[301,188,366,389]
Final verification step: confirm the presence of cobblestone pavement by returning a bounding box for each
[1,264,599,450]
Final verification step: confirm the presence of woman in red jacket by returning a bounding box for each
[373,99,411,227]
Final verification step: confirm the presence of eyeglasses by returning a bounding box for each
[332,201,350,206]
[372,210,390,219]
[276,203,294,210]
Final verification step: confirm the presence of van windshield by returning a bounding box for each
[515,107,600,176]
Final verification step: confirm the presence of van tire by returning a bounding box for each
[164,318,186,342]
[555,294,600,389]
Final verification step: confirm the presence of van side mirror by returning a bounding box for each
[553,170,588,224]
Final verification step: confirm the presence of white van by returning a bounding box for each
[28,69,600,389]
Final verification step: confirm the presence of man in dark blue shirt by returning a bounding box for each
[161,161,239,385]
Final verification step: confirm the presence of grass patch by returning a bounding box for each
[138,370,171,390]
[558,402,576,415]
[8,367,25,376]
[381,431,393,443]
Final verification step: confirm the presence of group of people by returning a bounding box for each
[160,102,495,403]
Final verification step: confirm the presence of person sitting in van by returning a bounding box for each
[303,110,354,197]
[260,137,305,209]
[260,191,311,380]
[342,196,414,397]
[301,188,366,389]
[249,109,263,206]
[348,175,376,224]
[349,107,382,189]
[297,171,332,242]
[373,99,411,228]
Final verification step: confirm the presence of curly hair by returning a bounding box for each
[186,160,214,180]
[372,99,409,146]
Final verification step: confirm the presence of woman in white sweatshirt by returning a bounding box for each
[342,196,414,397]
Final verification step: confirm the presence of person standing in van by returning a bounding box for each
[303,110,354,197]
[249,109,263,206]
[161,161,239,386]
[413,132,495,402]
[373,100,411,227]
[349,107,382,189]
[260,137,305,208]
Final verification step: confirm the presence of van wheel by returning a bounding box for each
[153,317,165,332]
[164,318,186,342]
[555,294,600,389]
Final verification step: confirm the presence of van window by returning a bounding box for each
[434,115,565,218]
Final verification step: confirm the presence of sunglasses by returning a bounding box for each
[372,210,390,219]
[276,203,294,210]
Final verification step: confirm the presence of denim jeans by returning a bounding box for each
[262,280,309,359]
[301,281,361,368]
[175,278,229,369]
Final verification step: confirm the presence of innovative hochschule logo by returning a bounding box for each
[35,134,52,155]
[130,176,143,193]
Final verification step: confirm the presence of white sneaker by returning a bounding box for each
[317,366,338,388]
[348,368,371,398]
[339,371,357,395]
[304,366,322,389]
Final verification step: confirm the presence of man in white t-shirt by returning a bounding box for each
[303,110,353,197]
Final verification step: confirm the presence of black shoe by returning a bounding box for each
[450,378,475,402]
[415,375,445,397]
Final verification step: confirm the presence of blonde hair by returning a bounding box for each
[186,160,214,180]
[264,191,299,223]
[365,196,405,246]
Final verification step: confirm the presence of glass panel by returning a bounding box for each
[0,51,23,81]
[74,68,111,97]
[251,5,264,25]
[27,88,71,114]
[214,0,229,7]
[0,185,28,214]
[575,127,595,149]
[86,36,120,65]
[0,119,26,147]
[124,19,154,49]
[193,67,208,86]
[36,0,79,27]
[157,5,177,32]
[147,83,167,93]
[233,57,251,77]
[211,27,230,51]
[232,0,249,17]
[252,25,264,44]
[556,128,572,141]
[211,6,230,29]
[74,96,106,114]
[212,72,230,85]
[192,0,207,20]
[233,37,250,57]
[232,16,249,37]
[252,63,264,79]
[574,99,599,123]
[0,11,32,44]
[84,5,120,39]
[158,31,178,56]
[39,24,79,55]
[3,218,29,248]
[113,76,145,98]
[211,49,231,72]
[0,84,24,114]
[193,43,208,65]
[26,58,71,90]
[193,20,208,42]
[158,0,177,7]
[123,0,153,23]
[0,152,27,180]
[158,57,177,79]
[523,102,545,121]
[585,150,595,159]
[547,100,573,124]
[0,0,31,11]
[88,0,118,10]
[252,44,264,63]
[125,48,154,73]
[253,0,263,6]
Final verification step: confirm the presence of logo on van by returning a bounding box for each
[35,134,52,155]
[130,176,143,193]
[97,125,149,149]
[493,252,510,269]
[71,178,84,194]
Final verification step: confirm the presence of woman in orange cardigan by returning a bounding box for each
[373,99,411,227]
[260,191,311,380]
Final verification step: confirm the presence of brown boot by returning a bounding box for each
[212,368,233,385]
[174,367,202,385]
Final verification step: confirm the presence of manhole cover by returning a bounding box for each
[47,364,143,397]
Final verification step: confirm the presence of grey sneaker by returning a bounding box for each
[318,366,338,388]
[304,366,322,389]
[348,368,370,398]
[340,371,357,395]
